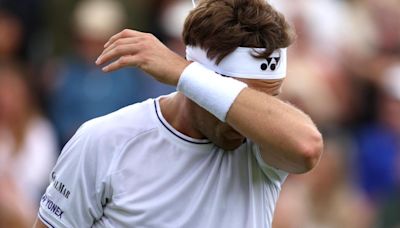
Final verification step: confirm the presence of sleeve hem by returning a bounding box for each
[38,211,56,228]
[252,143,288,184]
[38,208,68,228]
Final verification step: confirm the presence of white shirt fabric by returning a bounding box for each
[38,94,288,228]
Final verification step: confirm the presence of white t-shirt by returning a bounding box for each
[38,95,288,228]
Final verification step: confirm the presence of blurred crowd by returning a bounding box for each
[0,0,398,227]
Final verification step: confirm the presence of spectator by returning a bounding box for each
[42,0,174,146]
[273,134,372,228]
[0,62,57,228]
[0,9,23,61]
[355,62,400,204]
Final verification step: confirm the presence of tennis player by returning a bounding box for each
[34,0,323,227]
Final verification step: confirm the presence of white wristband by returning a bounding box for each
[177,62,248,122]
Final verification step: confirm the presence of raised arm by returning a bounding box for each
[96,29,323,174]
[227,87,323,173]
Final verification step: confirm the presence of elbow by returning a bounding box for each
[296,130,324,173]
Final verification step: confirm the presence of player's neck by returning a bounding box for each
[159,93,206,140]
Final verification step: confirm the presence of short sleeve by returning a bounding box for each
[38,122,112,228]
[250,142,288,185]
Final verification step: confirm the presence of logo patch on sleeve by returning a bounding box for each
[41,194,64,219]
[51,172,71,199]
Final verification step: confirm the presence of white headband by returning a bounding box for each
[186,46,287,79]
[191,0,272,7]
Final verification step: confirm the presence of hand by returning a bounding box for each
[96,29,190,86]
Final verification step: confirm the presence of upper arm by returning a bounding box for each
[258,127,323,174]
[227,88,323,174]
[37,123,113,227]
[251,142,288,184]
[33,217,49,228]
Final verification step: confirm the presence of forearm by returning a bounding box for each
[177,63,322,173]
[227,88,323,173]
[176,62,322,173]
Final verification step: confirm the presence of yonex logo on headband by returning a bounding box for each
[261,51,282,72]
[186,46,287,80]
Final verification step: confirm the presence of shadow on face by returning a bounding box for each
[237,78,284,96]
